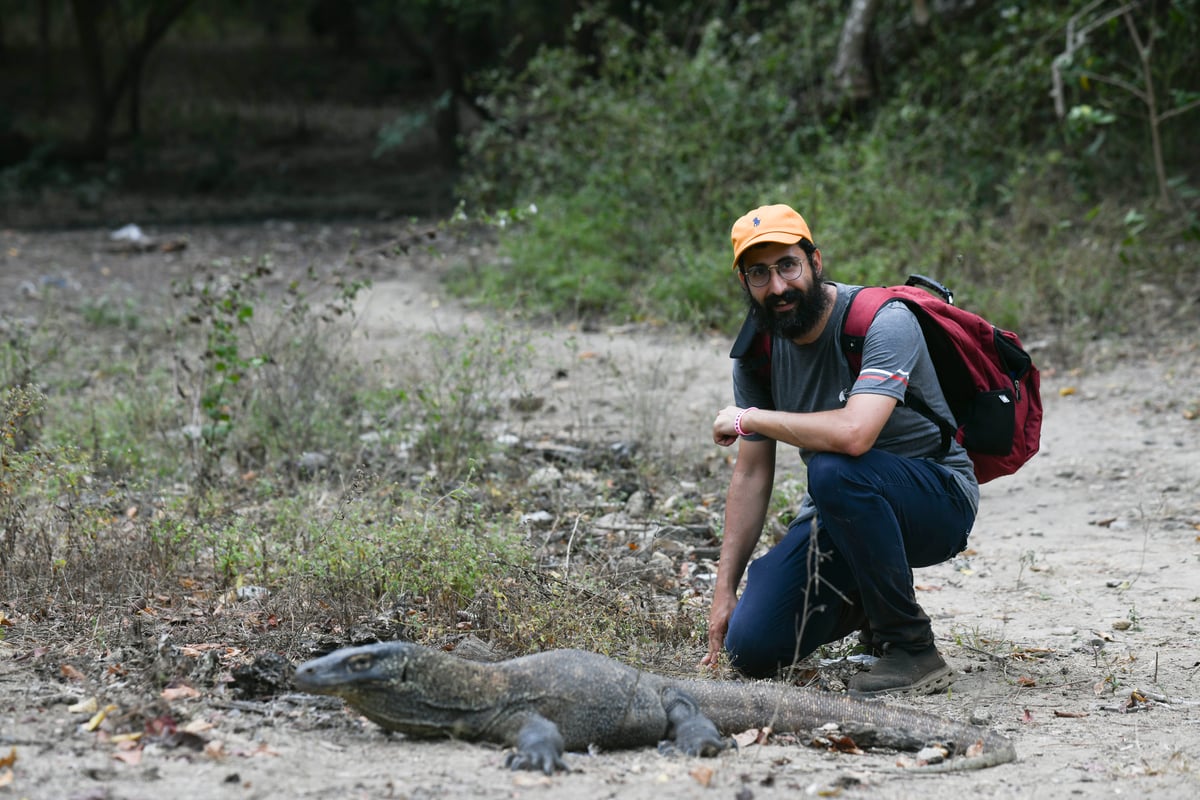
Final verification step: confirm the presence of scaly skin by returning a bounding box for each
[294,641,1016,774]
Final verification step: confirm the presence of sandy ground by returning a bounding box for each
[1,222,1198,799]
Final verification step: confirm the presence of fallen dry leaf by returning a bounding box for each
[204,740,226,760]
[0,748,15,768]
[0,768,13,788]
[145,715,178,737]
[965,739,984,758]
[1017,676,1037,687]
[0,611,12,627]
[1054,710,1089,718]
[161,683,201,701]
[689,765,715,787]
[60,663,86,682]
[68,696,98,714]
[732,727,770,748]
[112,748,143,766]
[84,704,118,732]
[822,734,864,755]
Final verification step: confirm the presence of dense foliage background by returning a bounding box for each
[2,0,1198,333]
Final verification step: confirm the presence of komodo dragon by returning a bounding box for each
[294,641,1016,774]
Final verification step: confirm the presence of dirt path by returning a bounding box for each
[2,222,1199,799]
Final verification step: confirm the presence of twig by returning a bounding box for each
[562,515,582,580]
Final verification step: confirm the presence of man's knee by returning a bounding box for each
[723,614,785,678]
[807,451,858,504]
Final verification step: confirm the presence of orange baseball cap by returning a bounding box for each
[730,204,813,270]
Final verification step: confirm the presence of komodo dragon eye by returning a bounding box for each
[347,653,374,672]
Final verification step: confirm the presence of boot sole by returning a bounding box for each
[846,663,955,699]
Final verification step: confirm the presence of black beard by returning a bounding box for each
[745,279,832,340]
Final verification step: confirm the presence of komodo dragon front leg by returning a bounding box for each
[502,713,568,774]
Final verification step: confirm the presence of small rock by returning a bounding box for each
[916,744,948,764]
[296,451,330,476]
[231,653,293,698]
[624,490,653,517]
[110,223,149,243]
[236,585,269,602]
[1111,619,1132,631]
[519,510,554,529]
[527,465,563,487]
[616,551,676,590]
[969,708,992,726]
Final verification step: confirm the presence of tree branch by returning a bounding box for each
[1076,69,1147,105]
[1157,97,1200,123]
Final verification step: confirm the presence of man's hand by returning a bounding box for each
[699,587,737,669]
[712,406,743,447]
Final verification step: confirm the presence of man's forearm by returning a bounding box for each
[715,469,773,594]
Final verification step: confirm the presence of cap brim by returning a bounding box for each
[732,230,807,270]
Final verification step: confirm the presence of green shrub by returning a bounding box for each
[460,5,836,328]
[459,1,1198,337]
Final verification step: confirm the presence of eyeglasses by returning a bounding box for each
[743,256,804,287]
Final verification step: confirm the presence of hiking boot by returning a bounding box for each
[847,642,953,697]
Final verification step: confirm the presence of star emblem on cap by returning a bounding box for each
[753,217,760,226]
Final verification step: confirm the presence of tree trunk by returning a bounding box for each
[38,0,53,114]
[830,0,881,104]
[429,14,462,170]
[70,0,112,160]
[68,0,194,161]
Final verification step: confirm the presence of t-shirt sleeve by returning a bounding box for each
[849,300,922,404]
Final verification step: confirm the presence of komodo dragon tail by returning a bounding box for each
[676,679,1016,772]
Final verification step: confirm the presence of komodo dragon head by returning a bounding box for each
[295,641,495,738]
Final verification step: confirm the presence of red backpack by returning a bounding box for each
[731,275,1042,483]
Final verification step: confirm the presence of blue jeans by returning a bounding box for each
[724,449,975,678]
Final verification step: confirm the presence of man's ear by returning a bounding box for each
[809,248,823,276]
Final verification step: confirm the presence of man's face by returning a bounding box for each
[740,241,830,341]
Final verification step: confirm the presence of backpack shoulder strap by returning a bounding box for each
[839,286,886,375]
[839,285,956,454]
[730,310,772,388]
[729,310,761,359]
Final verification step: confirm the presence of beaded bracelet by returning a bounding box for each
[734,407,757,438]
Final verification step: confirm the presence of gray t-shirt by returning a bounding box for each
[733,282,980,514]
